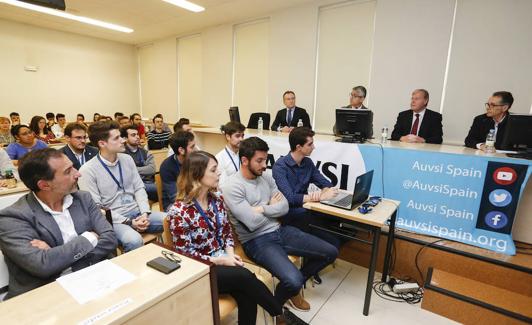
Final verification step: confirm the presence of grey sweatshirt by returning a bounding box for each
[221,171,289,243]
[78,153,150,223]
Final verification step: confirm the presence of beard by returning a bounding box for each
[250,167,266,177]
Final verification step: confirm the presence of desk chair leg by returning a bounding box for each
[363,227,381,316]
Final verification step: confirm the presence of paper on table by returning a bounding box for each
[57,260,136,304]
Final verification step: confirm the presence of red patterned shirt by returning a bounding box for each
[167,193,234,261]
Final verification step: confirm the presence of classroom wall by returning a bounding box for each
[139,0,532,144]
[0,18,140,123]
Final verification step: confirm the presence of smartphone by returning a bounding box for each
[146,257,181,274]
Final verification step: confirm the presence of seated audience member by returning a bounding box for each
[160,131,196,211]
[10,112,20,127]
[114,112,124,122]
[103,116,113,121]
[30,115,56,144]
[61,123,98,170]
[0,147,19,182]
[51,113,67,138]
[464,91,513,150]
[0,148,117,299]
[215,121,246,186]
[45,113,56,128]
[0,116,15,146]
[122,125,157,202]
[390,89,443,144]
[93,113,101,122]
[168,151,305,325]
[333,86,368,134]
[221,137,338,311]
[78,121,165,252]
[271,91,312,132]
[118,116,131,128]
[130,113,146,144]
[173,117,192,133]
[6,125,47,161]
[147,114,171,150]
[76,114,88,127]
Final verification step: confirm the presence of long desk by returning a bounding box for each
[0,243,215,325]
[304,199,399,316]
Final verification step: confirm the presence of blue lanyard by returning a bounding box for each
[193,198,223,248]
[97,155,124,191]
[224,148,239,172]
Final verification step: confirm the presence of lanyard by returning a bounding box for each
[193,198,223,248]
[224,147,239,172]
[97,155,124,191]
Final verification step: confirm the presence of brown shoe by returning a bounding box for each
[287,290,310,311]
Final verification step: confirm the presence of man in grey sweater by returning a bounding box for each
[79,121,164,252]
[221,137,338,312]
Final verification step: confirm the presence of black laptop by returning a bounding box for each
[320,170,373,210]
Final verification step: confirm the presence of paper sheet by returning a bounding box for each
[57,260,136,304]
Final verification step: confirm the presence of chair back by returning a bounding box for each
[247,112,270,129]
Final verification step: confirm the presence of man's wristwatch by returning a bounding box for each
[122,218,133,227]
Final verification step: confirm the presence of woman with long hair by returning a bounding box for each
[29,115,56,143]
[167,151,304,325]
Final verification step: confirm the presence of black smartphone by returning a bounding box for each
[146,257,181,274]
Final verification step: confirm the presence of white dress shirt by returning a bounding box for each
[215,146,240,188]
[410,108,426,136]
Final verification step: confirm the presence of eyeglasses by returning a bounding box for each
[485,103,506,109]
[162,250,182,263]
[350,93,363,98]
[72,136,88,140]
[18,131,33,136]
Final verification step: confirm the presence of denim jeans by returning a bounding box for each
[242,225,338,304]
[284,207,344,249]
[113,210,165,252]
[144,181,158,203]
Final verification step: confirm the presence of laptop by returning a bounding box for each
[320,170,373,210]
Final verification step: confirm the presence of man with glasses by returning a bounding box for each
[271,91,312,132]
[333,86,368,134]
[61,123,98,170]
[465,91,513,150]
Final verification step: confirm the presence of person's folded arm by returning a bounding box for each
[272,164,304,207]
[222,185,270,232]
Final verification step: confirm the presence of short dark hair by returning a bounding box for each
[46,112,55,119]
[289,127,315,151]
[283,90,295,99]
[11,124,30,137]
[10,112,19,118]
[352,86,367,98]
[77,113,85,119]
[130,113,141,120]
[18,148,64,192]
[174,117,190,132]
[120,125,139,138]
[88,120,120,146]
[169,131,194,155]
[239,137,269,163]
[118,116,130,122]
[56,113,65,120]
[114,112,124,119]
[221,121,245,136]
[492,91,514,108]
[64,122,87,137]
[152,114,163,123]
[413,89,429,101]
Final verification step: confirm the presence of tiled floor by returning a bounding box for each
[222,260,458,325]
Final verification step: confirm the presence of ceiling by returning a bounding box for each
[0,0,316,44]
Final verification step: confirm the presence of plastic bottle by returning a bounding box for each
[257,117,263,133]
[4,169,16,189]
[485,129,496,153]
[297,119,303,127]
[381,126,388,144]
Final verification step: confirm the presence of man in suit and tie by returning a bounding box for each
[61,123,98,170]
[391,89,443,144]
[333,86,369,134]
[0,148,117,299]
[464,91,513,150]
[270,91,312,132]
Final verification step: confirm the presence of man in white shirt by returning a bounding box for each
[51,113,67,138]
[215,121,245,187]
[0,148,117,299]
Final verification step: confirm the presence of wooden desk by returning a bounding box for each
[0,182,28,210]
[304,199,399,316]
[149,148,169,173]
[0,243,215,325]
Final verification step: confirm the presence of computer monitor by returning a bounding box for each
[229,107,240,123]
[499,114,532,158]
[335,109,373,142]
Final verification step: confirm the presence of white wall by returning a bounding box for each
[0,18,139,123]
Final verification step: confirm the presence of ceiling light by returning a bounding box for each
[0,0,134,33]
[163,0,205,13]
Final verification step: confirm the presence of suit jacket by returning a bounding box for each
[464,113,509,149]
[333,105,368,135]
[391,109,443,144]
[61,145,99,170]
[270,106,312,130]
[0,191,117,299]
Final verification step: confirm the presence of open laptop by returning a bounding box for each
[320,170,373,210]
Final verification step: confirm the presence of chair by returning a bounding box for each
[247,113,270,130]
[154,173,164,212]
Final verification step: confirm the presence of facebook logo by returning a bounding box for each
[484,211,508,230]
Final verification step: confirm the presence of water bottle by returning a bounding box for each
[257,117,263,133]
[381,126,388,144]
[4,169,16,189]
[277,125,281,133]
[297,119,303,127]
[485,129,496,153]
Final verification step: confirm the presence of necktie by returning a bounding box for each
[410,113,420,135]
[287,109,293,126]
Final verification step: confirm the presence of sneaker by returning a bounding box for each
[276,307,309,325]
[312,274,322,285]
[287,291,310,311]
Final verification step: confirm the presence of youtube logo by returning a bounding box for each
[493,167,517,186]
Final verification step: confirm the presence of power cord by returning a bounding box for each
[372,278,423,304]
[415,239,446,285]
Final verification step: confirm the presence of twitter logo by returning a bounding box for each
[489,189,512,207]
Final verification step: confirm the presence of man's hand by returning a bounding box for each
[320,188,338,201]
[269,192,283,205]
[211,254,244,267]
[30,239,50,250]
[0,180,6,187]
[400,134,425,143]
[132,214,150,232]
[478,143,487,151]
[251,206,264,214]
[281,126,291,133]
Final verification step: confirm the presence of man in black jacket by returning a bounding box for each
[464,91,513,150]
[61,123,98,170]
[270,91,312,132]
[391,89,443,144]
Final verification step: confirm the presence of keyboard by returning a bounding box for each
[332,194,353,208]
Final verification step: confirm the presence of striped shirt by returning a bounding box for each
[147,129,171,150]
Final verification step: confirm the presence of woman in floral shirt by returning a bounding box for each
[168,151,304,325]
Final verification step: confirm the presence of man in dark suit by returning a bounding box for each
[61,122,98,170]
[270,91,312,132]
[391,89,443,144]
[333,86,369,134]
[0,148,117,299]
[464,91,513,150]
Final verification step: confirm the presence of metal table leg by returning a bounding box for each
[381,210,397,282]
[363,227,381,316]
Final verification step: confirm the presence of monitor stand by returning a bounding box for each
[336,135,366,143]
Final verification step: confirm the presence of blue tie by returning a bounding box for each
[287,109,293,126]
